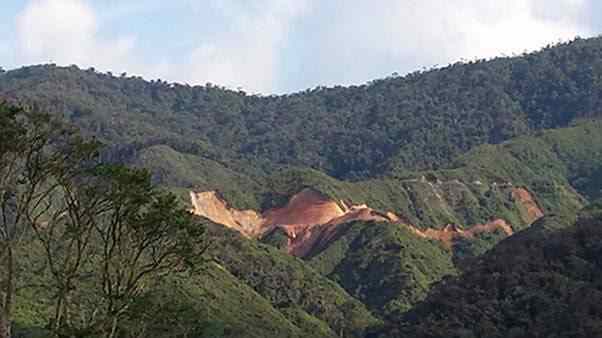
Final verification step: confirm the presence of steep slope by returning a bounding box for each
[123,263,338,338]
[190,188,396,253]
[12,219,378,338]
[379,203,602,338]
[114,143,270,210]
[307,221,457,317]
[203,222,380,337]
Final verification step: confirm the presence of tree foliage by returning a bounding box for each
[0,104,206,338]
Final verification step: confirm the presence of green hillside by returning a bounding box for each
[380,202,602,338]
[12,219,378,338]
[307,221,456,317]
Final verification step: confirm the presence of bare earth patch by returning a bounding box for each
[190,187,543,256]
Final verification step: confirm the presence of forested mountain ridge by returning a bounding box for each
[2,37,602,179]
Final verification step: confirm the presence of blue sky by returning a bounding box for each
[1,0,600,93]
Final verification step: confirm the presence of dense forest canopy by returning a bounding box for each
[2,37,602,180]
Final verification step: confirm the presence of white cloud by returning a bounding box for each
[0,40,14,68]
[15,0,168,79]
[451,0,590,58]
[178,0,311,93]
[287,0,592,90]
[10,0,596,93]
[13,0,311,92]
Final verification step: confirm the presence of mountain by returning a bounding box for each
[3,36,602,337]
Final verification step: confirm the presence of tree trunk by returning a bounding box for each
[0,247,13,338]
[0,311,10,338]
[106,316,118,338]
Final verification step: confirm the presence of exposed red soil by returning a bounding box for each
[190,187,535,257]
[189,189,403,255]
[511,187,544,224]
[263,189,347,228]
[285,207,398,257]
[408,219,513,249]
[190,189,392,254]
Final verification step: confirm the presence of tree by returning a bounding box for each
[0,104,87,338]
[0,104,24,338]
[0,103,207,338]
[34,165,206,338]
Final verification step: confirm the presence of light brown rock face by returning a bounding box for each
[189,191,264,237]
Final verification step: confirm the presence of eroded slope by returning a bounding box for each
[190,184,544,257]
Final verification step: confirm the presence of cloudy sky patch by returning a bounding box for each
[0,0,597,93]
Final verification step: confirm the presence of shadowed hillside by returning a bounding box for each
[378,202,602,338]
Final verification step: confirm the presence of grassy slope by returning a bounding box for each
[126,263,332,338]
[176,263,336,338]
[129,144,269,209]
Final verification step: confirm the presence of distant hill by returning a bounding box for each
[2,37,602,180]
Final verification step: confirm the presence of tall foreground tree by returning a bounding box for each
[0,104,22,338]
[0,103,206,338]
[0,104,63,338]
[37,165,206,338]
